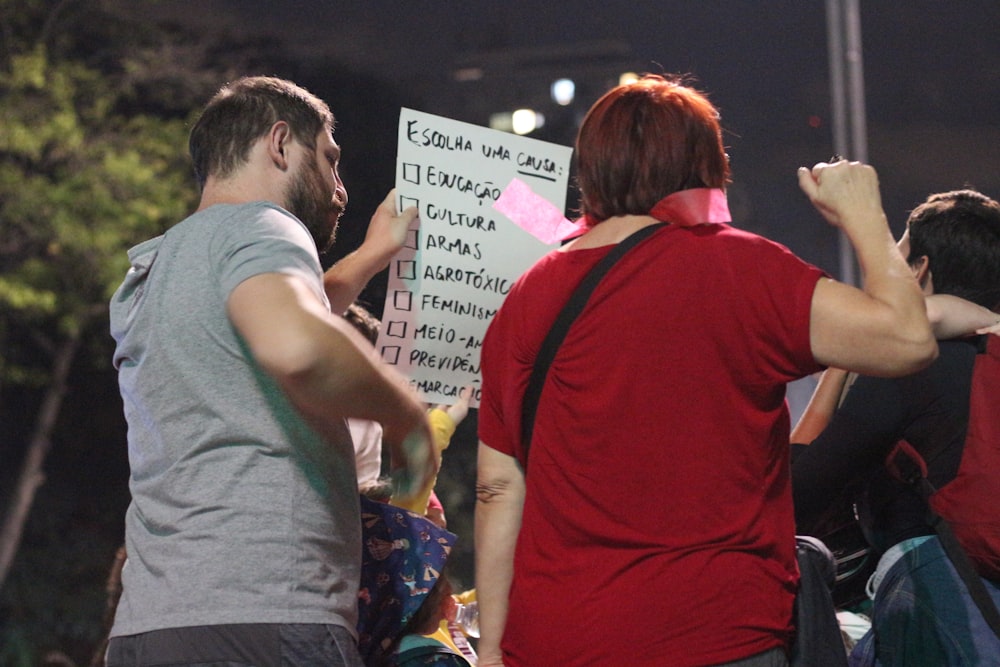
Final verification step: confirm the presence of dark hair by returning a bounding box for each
[188,76,334,190]
[575,74,730,223]
[359,476,394,503]
[344,302,381,346]
[906,189,1000,310]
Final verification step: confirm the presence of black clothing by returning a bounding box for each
[792,338,983,553]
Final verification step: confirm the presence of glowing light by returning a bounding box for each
[512,109,544,135]
[619,71,639,85]
[454,67,484,82]
[551,78,575,105]
[489,112,514,132]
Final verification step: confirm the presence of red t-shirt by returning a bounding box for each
[479,222,824,666]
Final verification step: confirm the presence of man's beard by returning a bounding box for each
[285,163,345,254]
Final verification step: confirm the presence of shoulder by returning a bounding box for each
[516,245,589,284]
[238,202,311,241]
[486,249,574,331]
[937,336,984,359]
[196,202,308,242]
[215,203,315,257]
[708,223,816,265]
[848,339,979,404]
[910,338,981,387]
[905,338,979,379]
[210,203,323,300]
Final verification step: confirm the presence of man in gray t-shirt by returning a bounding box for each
[106,76,435,667]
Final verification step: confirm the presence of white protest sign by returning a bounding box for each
[378,108,573,407]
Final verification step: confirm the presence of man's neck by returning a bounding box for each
[198,176,284,212]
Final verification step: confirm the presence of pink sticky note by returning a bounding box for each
[493,178,582,244]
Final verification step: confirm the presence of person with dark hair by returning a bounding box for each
[792,189,1000,666]
[475,74,937,666]
[106,76,435,666]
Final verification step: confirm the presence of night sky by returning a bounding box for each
[114,0,1000,270]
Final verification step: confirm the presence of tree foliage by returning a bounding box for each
[0,1,206,664]
[0,0,200,393]
[0,45,196,348]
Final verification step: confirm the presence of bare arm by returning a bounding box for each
[789,368,851,445]
[475,443,525,667]
[925,294,1000,339]
[799,161,937,376]
[392,388,473,515]
[324,189,417,314]
[793,294,998,445]
[227,272,435,503]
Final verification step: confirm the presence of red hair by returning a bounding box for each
[575,75,730,223]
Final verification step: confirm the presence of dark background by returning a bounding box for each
[3,1,1000,663]
[111,0,1000,273]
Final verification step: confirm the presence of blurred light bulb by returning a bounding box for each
[489,112,513,132]
[551,78,575,105]
[512,109,539,135]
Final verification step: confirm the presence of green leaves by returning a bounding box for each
[0,45,196,369]
[0,8,203,663]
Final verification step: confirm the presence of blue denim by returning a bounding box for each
[848,537,1000,666]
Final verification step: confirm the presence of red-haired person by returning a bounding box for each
[475,74,936,666]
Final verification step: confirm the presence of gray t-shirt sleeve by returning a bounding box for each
[213,203,328,307]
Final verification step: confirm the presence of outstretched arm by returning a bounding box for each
[393,386,474,515]
[323,189,417,314]
[925,294,1000,339]
[792,294,998,446]
[799,161,937,376]
[475,443,525,667]
[227,272,435,505]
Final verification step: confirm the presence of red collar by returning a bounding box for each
[648,188,731,226]
[579,188,731,230]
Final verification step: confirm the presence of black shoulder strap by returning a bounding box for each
[930,513,1000,639]
[519,223,666,469]
[887,444,1000,639]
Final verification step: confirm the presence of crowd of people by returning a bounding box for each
[100,72,1000,667]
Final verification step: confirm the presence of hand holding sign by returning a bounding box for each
[378,109,574,406]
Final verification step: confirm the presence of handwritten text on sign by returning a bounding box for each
[379,108,573,407]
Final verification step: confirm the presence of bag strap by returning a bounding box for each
[395,642,464,666]
[887,442,1000,639]
[519,222,666,470]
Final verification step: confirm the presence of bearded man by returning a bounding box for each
[106,76,435,667]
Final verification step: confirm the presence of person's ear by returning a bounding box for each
[912,255,931,290]
[267,121,292,170]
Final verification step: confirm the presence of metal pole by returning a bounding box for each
[825,0,849,159]
[845,0,869,164]
[825,0,867,287]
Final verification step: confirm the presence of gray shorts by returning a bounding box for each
[105,623,363,667]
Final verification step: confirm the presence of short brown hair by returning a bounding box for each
[188,76,334,190]
[575,75,730,223]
